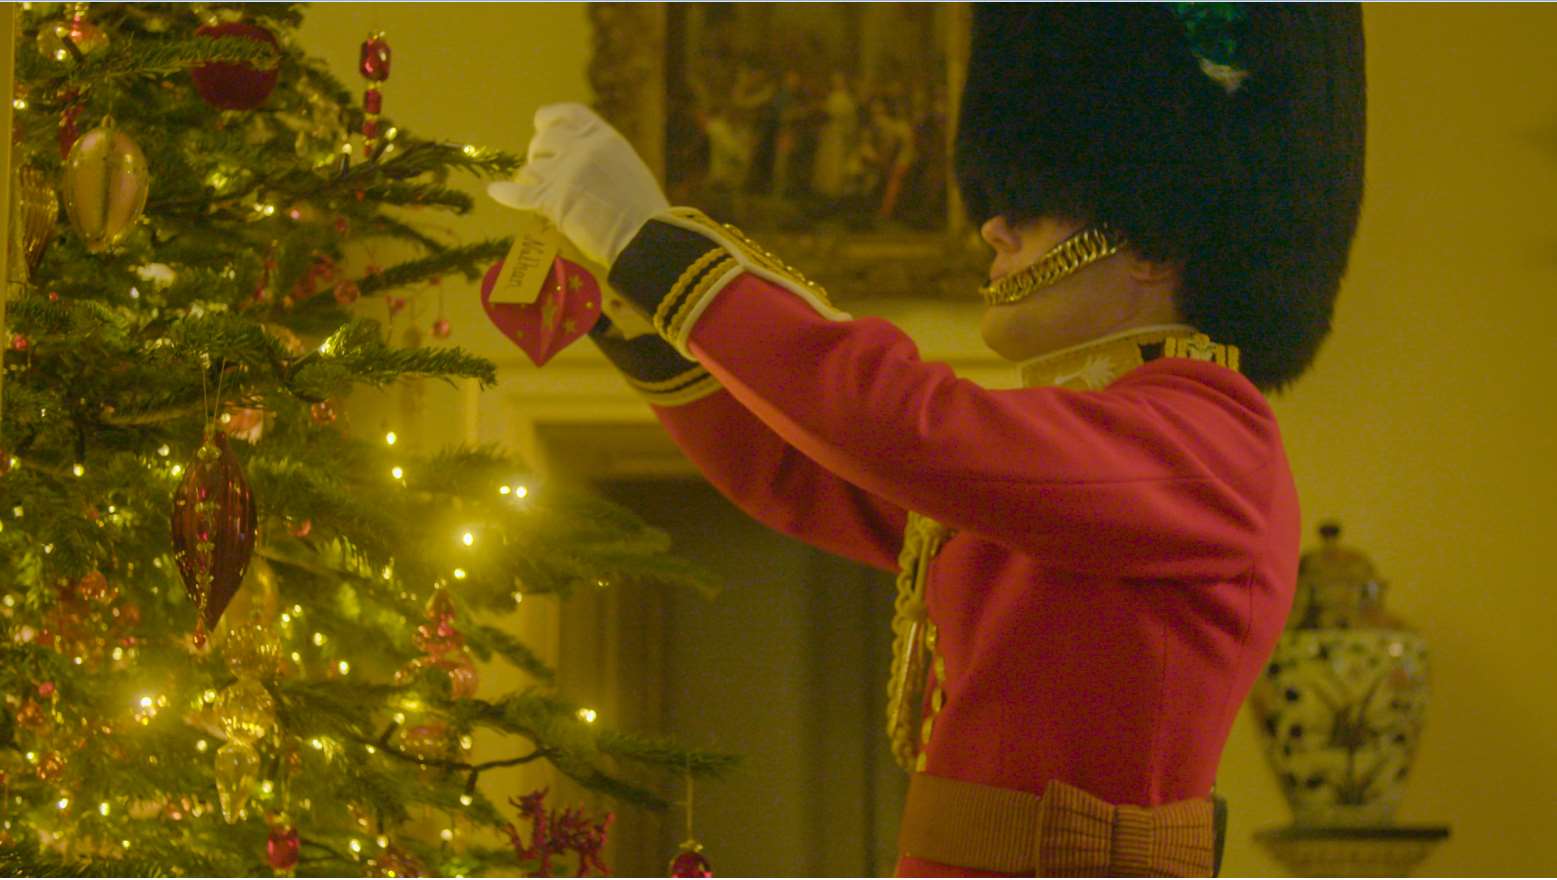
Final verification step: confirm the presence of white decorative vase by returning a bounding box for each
[1249,523,1431,827]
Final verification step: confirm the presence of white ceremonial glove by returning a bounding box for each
[488,102,670,268]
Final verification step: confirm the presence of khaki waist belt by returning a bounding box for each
[898,773,1218,877]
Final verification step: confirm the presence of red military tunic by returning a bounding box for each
[594,209,1301,876]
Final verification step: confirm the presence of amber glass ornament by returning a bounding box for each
[60,119,150,252]
[216,678,276,745]
[214,739,261,823]
[13,166,60,276]
[192,22,281,110]
[171,431,257,640]
[394,720,453,764]
[222,614,285,680]
[37,9,109,64]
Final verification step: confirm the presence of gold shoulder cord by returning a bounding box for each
[887,512,953,771]
[978,225,1127,307]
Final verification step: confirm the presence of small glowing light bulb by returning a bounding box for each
[441,828,454,842]
[462,531,474,546]
[462,144,477,156]
[311,738,324,750]
[99,802,110,816]
[58,798,70,810]
[170,464,184,477]
[393,712,406,724]
[452,568,467,580]
[12,99,27,111]
[577,708,598,724]
[158,444,171,457]
[139,696,153,709]
[203,689,218,703]
[338,660,351,675]
[313,632,326,646]
[499,485,511,495]
[261,780,274,795]
[349,839,363,854]
[459,794,474,806]
[391,466,404,480]
[365,745,377,754]
[112,646,124,661]
[377,835,389,848]
[196,739,209,753]
[516,485,529,498]
[385,431,397,446]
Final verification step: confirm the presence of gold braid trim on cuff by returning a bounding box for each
[623,365,723,407]
[978,225,1127,306]
[887,512,953,772]
[654,248,733,337]
[642,208,851,357]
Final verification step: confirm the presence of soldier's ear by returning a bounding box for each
[1125,251,1182,287]
[979,216,1023,254]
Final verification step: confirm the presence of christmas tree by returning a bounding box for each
[0,4,731,875]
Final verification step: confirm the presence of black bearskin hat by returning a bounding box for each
[955,3,1365,390]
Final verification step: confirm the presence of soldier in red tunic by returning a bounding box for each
[489,4,1365,875]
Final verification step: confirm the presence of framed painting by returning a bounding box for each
[589,2,985,301]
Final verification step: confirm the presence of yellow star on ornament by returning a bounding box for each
[563,318,578,334]
[567,275,584,292]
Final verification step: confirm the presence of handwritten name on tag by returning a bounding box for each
[490,212,564,305]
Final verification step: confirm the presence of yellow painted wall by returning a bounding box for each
[296,5,1557,875]
[1222,5,1557,875]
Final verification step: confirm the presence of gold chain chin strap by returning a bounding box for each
[978,225,1127,307]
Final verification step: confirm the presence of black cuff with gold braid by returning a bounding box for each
[607,208,846,358]
[587,315,721,407]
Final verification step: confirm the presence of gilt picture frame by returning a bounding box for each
[588,2,985,301]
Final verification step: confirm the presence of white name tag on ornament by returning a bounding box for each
[490,211,564,305]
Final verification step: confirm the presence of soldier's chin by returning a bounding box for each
[979,306,1041,362]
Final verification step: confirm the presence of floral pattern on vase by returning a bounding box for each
[1250,522,1431,827]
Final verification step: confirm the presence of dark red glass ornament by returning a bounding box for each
[170,431,257,635]
[431,317,451,338]
[363,88,383,114]
[267,824,300,872]
[191,22,281,111]
[669,846,714,878]
[359,34,391,81]
[361,117,380,139]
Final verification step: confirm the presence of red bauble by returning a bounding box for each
[170,431,257,636]
[333,280,360,305]
[267,824,300,872]
[309,400,338,425]
[669,846,714,878]
[431,318,452,339]
[192,23,281,111]
[359,34,391,81]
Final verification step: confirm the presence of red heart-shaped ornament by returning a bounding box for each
[481,257,602,366]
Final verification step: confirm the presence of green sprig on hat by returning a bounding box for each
[1171,2,1247,69]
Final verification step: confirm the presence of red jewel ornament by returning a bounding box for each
[266,823,300,873]
[309,400,338,425]
[170,430,258,643]
[357,33,391,160]
[333,279,360,305]
[431,317,451,339]
[669,845,714,878]
[10,333,29,351]
[192,22,281,111]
